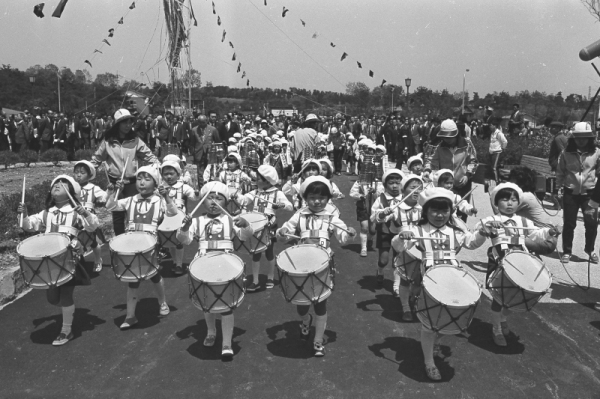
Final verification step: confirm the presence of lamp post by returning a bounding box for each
[29,76,35,105]
[462,69,469,115]
[405,78,411,115]
[391,87,395,113]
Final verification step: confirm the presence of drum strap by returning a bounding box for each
[200,240,234,250]
[128,223,157,233]
[379,193,402,232]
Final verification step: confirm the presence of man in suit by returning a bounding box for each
[509,103,524,136]
[190,115,221,187]
[78,112,92,149]
[53,113,68,151]
[40,112,54,152]
[93,114,105,148]
[218,112,240,144]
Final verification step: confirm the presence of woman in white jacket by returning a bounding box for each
[489,118,507,183]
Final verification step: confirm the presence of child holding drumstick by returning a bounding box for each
[177,181,253,359]
[18,175,100,346]
[277,176,356,357]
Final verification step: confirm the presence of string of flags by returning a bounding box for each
[33,0,69,19]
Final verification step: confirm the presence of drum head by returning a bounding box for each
[502,251,550,292]
[277,245,330,275]
[110,232,157,253]
[18,233,69,257]
[423,265,480,307]
[189,253,244,282]
[239,212,268,230]
[158,211,185,231]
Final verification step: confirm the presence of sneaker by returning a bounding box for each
[265,279,274,289]
[493,332,507,347]
[120,317,138,330]
[588,252,599,264]
[94,261,103,273]
[52,332,74,346]
[433,344,441,358]
[425,365,442,381]
[402,311,414,322]
[376,271,384,287]
[221,346,234,359]
[314,341,325,357]
[561,254,571,264]
[204,334,216,347]
[300,314,313,340]
[360,249,367,257]
[173,265,185,275]
[246,282,259,292]
[159,302,170,316]
[500,321,510,336]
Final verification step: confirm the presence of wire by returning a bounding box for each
[290,91,344,114]
[554,246,591,291]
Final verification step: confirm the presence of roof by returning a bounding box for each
[1,107,22,116]
[125,90,147,99]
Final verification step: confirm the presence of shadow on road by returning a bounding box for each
[176,319,246,361]
[466,317,525,355]
[355,294,407,324]
[112,298,178,330]
[30,308,106,344]
[265,321,337,359]
[356,274,394,294]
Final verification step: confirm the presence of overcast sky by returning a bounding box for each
[1,0,600,97]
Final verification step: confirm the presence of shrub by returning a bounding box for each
[40,148,67,166]
[0,179,51,242]
[19,149,39,167]
[0,151,21,169]
[74,149,93,161]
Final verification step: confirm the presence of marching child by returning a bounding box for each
[283,159,321,210]
[392,187,488,381]
[177,181,254,359]
[319,158,345,199]
[432,169,477,217]
[345,135,357,175]
[106,166,178,330]
[277,176,356,357]
[244,165,292,291]
[263,140,291,186]
[73,160,107,272]
[18,175,100,346]
[474,183,559,347]
[407,155,424,176]
[349,174,384,257]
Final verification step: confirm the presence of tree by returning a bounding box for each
[345,82,370,106]
[74,69,92,85]
[94,72,119,88]
[185,68,201,89]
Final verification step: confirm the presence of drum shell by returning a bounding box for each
[109,232,158,282]
[416,264,481,335]
[276,244,332,305]
[233,212,270,254]
[157,211,185,248]
[188,253,246,313]
[394,248,422,283]
[17,233,76,289]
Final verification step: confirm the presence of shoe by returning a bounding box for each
[246,282,259,292]
[94,261,103,272]
[588,252,599,264]
[425,365,442,381]
[314,341,325,357]
[120,317,138,330]
[221,346,234,359]
[402,311,414,322]
[376,271,384,287]
[173,265,185,275]
[561,254,571,264]
[360,249,367,257]
[52,332,74,346]
[159,302,170,316]
[433,344,441,358]
[300,314,313,340]
[500,321,510,336]
[265,279,274,289]
[204,335,216,347]
[493,332,507,347]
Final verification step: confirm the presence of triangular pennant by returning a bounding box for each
[118,17,124,24]
[129,2,135,10]
[52,0,69,18]
[84,60,92,67]
[94,49,103,54]
[232,53,236,61]
[380,79,387,88]
[369,70,374,78]
[222,30,226,42]
[108,28,115,37]
[330,42,336,48]
[340,52,348,61]
[312,33,318,39]
[247,79,250,87]
[282,7,289,17]
[212,2,216,14]
[102,39,111,46]
[242,71,246,78]
[217,16,221,26]
[301,19,306,27]
[34,3,45,18]
[237,63,241,73]
[357,61,362,69]
[229,41,234,48]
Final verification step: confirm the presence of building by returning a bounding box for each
[124,90,150,116]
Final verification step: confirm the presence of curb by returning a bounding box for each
[0,266,28,306]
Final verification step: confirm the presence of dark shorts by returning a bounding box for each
[62,256,93,287]
[376,231,394,249]
[356,199,369,222]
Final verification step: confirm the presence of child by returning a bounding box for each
[349,177,384,257]
[176,181,254,359]
[392,187,488,381]
[556,122,600,264]
[160,159,200,275]
[345,136,357,175]
[370,169,406,287]
[374,144,388,179]
[475,183,559,347]
[282,159,321,210]
[244,165,292,291]
[319,158,345,199]
[18,175,100,346]
[488,119,507,182]
[391,175,423,319]
[106,166,178,330]
[432,169,477,217]
[219,152,251,193]
[203,150,223,183]
[276,176,356,357]
[73,160,107,272]
[407,155,424,176]
[263,140,291,186]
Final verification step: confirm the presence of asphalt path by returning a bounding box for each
[1,171,600,398]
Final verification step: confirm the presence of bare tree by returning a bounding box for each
[581,0,600,22]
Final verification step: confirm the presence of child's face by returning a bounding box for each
[441,177,454,190]
[304,165,319,178]
[319,163,329,177]
[497,193,519,216]
[427,206,451,228]
[366,148,375,155]
[136,173,156,196]
[257,175,272,190]
[206,193,227,214]
[306,193,328,213]
[403,180,423,203]
[227,160,239,171]
[161,167,179,185]
[376,149,385,156]
[385,177,402,197]
[442,137,458,146]
[575,138,589,148]
[73,165,91,185]
[51,180,70,202]
[271,146,282,154]
[410,162,423,175]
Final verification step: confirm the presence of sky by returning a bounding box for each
[1,0,600,98]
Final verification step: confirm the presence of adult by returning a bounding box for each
[40,112,54,152]
[288,113,319,172]
[218,113,240,145]
[91,109,159,236]
[480,106,494,139]
[189,115,221,187]
[13,114,28,152]
[53,113,68,152]
[548,121,568,173]
[79,112,92,150]
[508,103,524,136]
[326,126,346,175]
[0,113,8,151]
[93,114,105,149]
[156,112,172,151]
[425,119,478,221]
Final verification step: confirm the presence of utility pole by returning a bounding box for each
[57,71,61,113]
[462,69,470,115]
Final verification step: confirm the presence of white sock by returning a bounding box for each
[399,285,411,312]
[252,260,260,283]
[360,233,367,251]
[491,310,502,334]
[153,278,166,306]
[205,312,217,336]
[93,247,102,264]
[61,305,75,334]
[221,314,234,348]
[175,247,184,267]
[301,313,311,326]
[421,326,436,367]
[126,287,138,319]
[267,259,275,280]
[393,268,401,293]
[314,314,327,344]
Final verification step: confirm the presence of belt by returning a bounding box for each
[57,225,78,237]
[424,250,455,261]
[199,240,233,250]
[492,236,524,246]
[301,230,329,239]
[128,223,157,233]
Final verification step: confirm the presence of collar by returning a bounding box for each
[134,194,160,204]
[299,207,331,216]
[384,192,402,201]
[166,181,183,189]
[50,204,74,213]
[424,223,452,235]
[204,213,228,220]
[258,186,278,193]
[82,182,95,190]
[399,202,420,211]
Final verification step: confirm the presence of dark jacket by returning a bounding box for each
[190,125,220,165]
[548,132,569,172]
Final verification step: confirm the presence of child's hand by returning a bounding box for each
[549,225,561,237]
[74,205,88,216]
[398,231,414,241]
[234,216,249,228]
[486,221,504,229]
[347,227,356,237]
[106,183,115,192]
[158,185,167,198]
[274,202,285,209]
[181,214,193,231]
[17,202,26,215]
[277,227,289,238]
[382,207,394,216]
[194,190,200,197]
[114,180,124,191]
[469,207,478,216]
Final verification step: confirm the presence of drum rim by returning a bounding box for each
[188,252,245,284]
[109,231,157,254]
[238,211,268,228]
[499,250,552,293]
[276,244,330,276]
[422,264,482,308]
[17,232,70,260]
[157,210,185,231]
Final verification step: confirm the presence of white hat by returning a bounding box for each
[113,109,135,125]
[490,182,524,211]
[51,175,81,198]
[418,187,454,208]
[305,114,319,123]
[301,159,322,174]
[276,130,284,136]
[299,175,332,198]
[432,169,454,187]
[375,144,386,154]
[330,127,339,134]
[200,181,229,200]
[180,154,187,165]
[437,119,458,137]
[136,165,160,186]
[257,165,279,186]
[318,158,333,174]
[160,160,181,176]
[358,139,368,146]
[162,154,181,163]
[287,132,295,139]
[229,137,237,144]
[401,175,423,191]
[572,122,595,138]
[227,145,238,153]
[74,160,96,180]
[279,138,288,144]
[367,142,377,150]
[233,132,242,139]
[407,155,423,168]
[359,135,367,140]
[226,152,242,166]
[382,168,405,183]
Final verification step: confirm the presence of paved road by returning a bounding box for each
[1,173,600,398]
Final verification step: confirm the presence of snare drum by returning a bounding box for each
[276,244,332,305]
[416,264,481,334]
[109,232,158,282]
[17,233,76,289]
[488,250,551,312]
[157,210,185,248]
[188,252,246,313]
[394,244,422,283]
[233,212,270,254]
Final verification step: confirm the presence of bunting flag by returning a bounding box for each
[237,63,241,73]
[312,33,318,39]
[52,0,69,18]
[102,39,111,46]
[94,49,103,54]
[357,61,362,69]
[129,2,135,10]
[84,60,92,67]
[369,70,374,78]
[108,28,114,37]
[380,79,387,87]
[282,7,289,17]
[330,42,336,48]
[33,3,45,18]
[212,2,216,14]
[232,53,236,61]
[217,16,221,26]
[118,17,124,24]
[229,41,234,48]
[247,79,250,87]
[222,29,226,42]
[340,52,348,61]
[300,19,305,27]
[264,0,267,5]
[242,71,246,78]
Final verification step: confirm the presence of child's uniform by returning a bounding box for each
[243,186,292,245]
[392,202,423,296]
[77,182,107,251]
[370,192,406,250]
[203,162,222,183]
[181,168,192,185]
[450,192,475,217]
[349,181,384,222]
[110,193,178,236]
[280,207,351,250]
[219,168,250,193]
[263,152,289,185]
[284,178,341,214]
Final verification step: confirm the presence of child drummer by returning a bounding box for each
[277,176,356,357]
[392,187,489,381]
[177,181,253,359]
[73,160,107,272]
[218,152,251,214]
[18,175,100,346]
[349,171,384,257]
[106,166,178,330]
[474,183,559,347]
[243,165,292,292]
[431,169,477,217]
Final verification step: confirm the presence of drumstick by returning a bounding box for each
[285,234,302,240]
[503,226,539,231]
[61,183,89,226]
[20,175,26,228]
[214,201,233,218]
[103,162,110,182]
[283,248,298,270]
[455,186,477,207]
[250,193,278,206]
[389,187,421,211]
[114,156,130,199]
[411,236,445,241]
[189,189,212,216]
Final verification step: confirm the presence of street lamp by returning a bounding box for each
[391,87,395,113]
[29,76,35,105]
[405,78,411,115]
[462,69,470,115]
